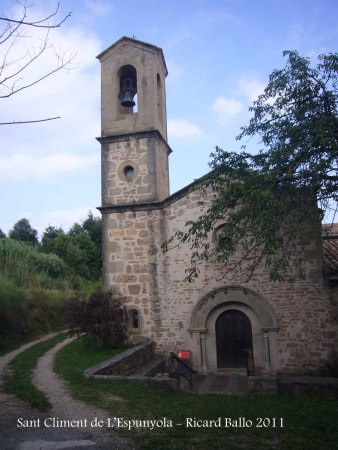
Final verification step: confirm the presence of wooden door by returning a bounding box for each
[216,309,252,368]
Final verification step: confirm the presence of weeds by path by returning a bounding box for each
[3,332,67,411]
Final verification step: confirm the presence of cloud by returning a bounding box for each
[238,79,265,102]
[0,152,99,181]
[2,206,101,237]
[212,97,244,124]
[14,207,101,237]
[39,206,100,233]
[166,59,184,79]
[0,7,102,183]
[0,24,101,122]
[0,3,105,238]
[0,0,102,124]
[168,119,202,139]
[85,0,114,17]
[165,30,193,50]
[211,78,265,125]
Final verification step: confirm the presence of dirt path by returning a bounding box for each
[0,332,62,377]
[33,338,110,428]
[0,335,131,449]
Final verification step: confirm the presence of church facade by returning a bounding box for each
[97,37,338,376]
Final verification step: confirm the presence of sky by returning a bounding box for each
[0,0,337,237]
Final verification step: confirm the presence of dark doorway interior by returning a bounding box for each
[216,309,253,369]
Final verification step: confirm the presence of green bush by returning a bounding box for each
[0,278,69,354]
[31,252,67,278]
[0,235,101,353]
[66,289,127,348]
[25,289,68,334]
[0,279,28,351]
[0,237,89,291]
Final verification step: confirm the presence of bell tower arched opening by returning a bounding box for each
[157,73,164,126]
[118,64,138,114]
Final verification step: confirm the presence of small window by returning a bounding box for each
[128,309,140,330]
[123,165,134,180]
[132,310,139,329]
[213,225,230,250]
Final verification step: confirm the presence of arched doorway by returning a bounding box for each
[189,286,279,374]
[216,309,253,369]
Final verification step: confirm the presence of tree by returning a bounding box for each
[82,211,102,249]
[0,0,74,125]
[40,226,65,253]
[165,51,338,283]
[9,218,38,245]
[40,217,102,281]
[68,222,101,280]
[0,229,6,239]
[82,211,102,275]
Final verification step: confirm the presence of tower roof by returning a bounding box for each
[96,36,168,76]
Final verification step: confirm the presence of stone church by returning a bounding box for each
[97,37,338,376]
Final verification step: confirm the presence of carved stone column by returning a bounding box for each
[188,328,207,373]
[263,331,271,371]
[200,332,208,374]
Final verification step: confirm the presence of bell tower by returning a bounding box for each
[97,37,171,206]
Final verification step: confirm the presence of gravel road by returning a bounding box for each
[0,335,132,450]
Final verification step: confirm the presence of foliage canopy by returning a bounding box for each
[9,218,38,245]
[166,51,338,282]
[41,214,102,281]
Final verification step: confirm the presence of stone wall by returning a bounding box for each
[103,182,338,376]
[100,132,170,207]
[84,339,154,377]
[277,376,338,398]
[159,188,338,374]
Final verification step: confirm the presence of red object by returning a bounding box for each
[177,350,191,359]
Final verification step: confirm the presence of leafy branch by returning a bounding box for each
[0,0,74,124]
[164,51,337,283]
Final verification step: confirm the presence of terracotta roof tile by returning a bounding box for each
[322,224,338,276]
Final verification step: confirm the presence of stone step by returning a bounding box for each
[18,439,99,450]
[135,358,166,377]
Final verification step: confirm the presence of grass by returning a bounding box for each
[0,332,30,356]
[54,337,338,450]
[0,237,102,355]
[0,275,70,355]
[3,332,67,411]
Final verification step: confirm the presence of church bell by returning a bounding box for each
[119,76,136,107]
